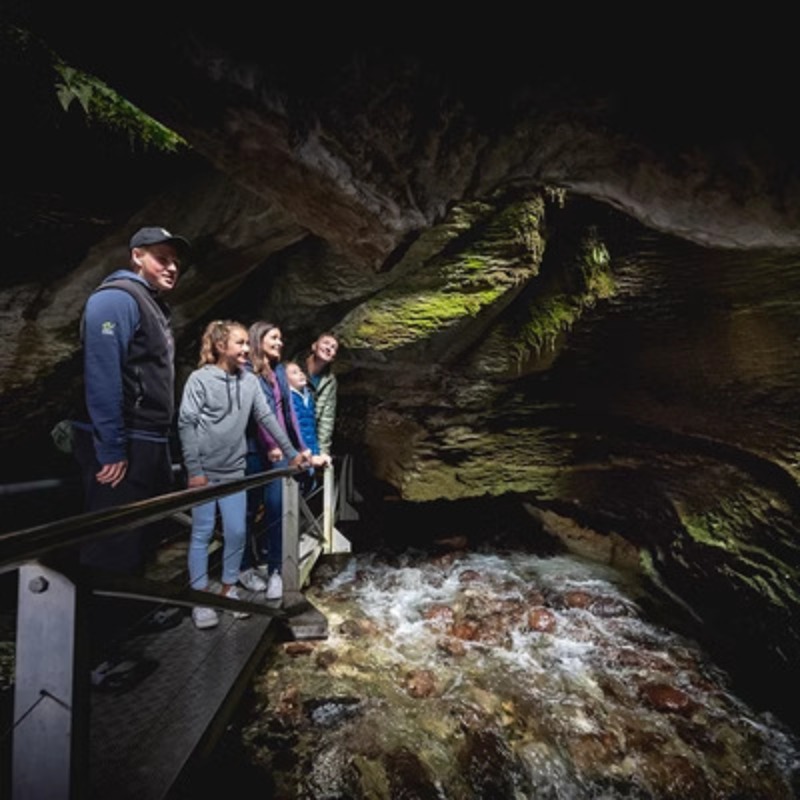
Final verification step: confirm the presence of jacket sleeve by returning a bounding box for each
[276,364,303,451]
[315,373,338,455]
[252,373,280,452]
[253,388,299,460]
[82,288,139,464]
[177,373,206,479]
[290,391,310,452]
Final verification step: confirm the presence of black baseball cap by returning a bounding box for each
[129,226,191,257]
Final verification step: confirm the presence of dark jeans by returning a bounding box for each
[242,450,285,575]
[72,427,175,662]
[73,427,173,575]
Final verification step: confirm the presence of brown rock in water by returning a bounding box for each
[527,607,557,633]
[449,620,480,641]
[339,617,379,638]
[470,612,514,648]
[275,685,303,722]
[640,682,698,715]
[315,649,338,669]
[614,647,671,671]
[437,637,467,657]
[588,595,635,618]
[563,590,593,609]
[524,589,547,606]
[404,668,437,698]
[566,731,622,774]
[284,641,315,657]
[430,552,458,569]
[637,753,710,798]
[422,604,455,625]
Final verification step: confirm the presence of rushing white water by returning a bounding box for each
[241,548,800,799]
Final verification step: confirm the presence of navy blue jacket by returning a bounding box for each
[80,270,175,463]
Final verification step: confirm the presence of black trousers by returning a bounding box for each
[73,428,174,575]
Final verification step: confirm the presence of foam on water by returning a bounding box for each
[251,548,800,797]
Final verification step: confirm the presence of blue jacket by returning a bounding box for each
[80,270,175,464]
[290,386,320,455]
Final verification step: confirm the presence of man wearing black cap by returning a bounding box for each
[74,226,190,574]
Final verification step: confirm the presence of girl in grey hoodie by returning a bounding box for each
[178,320,310,629]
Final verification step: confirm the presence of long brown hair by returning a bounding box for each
[248,320,279,376]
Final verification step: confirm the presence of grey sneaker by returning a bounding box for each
[192,606,219,630]
[222,585,250,619]
[239,568,267,592]
[265,572,283,601]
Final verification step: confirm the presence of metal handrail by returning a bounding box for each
[0,467,299,575]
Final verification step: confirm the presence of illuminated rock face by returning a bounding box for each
[2,17,800,728]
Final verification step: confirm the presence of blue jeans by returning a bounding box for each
[241,451,285,575]
[188,484,247,589]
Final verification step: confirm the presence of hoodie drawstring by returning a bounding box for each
[223,372,242,413]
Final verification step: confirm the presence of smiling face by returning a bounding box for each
[260,327,283,364]
[285,361,307,390]
[219,325,250,373]
[131,243,182,292]
[312,334,339,364]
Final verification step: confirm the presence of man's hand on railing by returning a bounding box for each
[311,454,332,469]
[96,459,128,488]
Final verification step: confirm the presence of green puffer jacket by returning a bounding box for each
[309,368,337,455]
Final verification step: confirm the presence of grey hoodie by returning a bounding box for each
[178,364,298,481]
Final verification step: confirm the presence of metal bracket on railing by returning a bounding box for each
[13,561,88,800]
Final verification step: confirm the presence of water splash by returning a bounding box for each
[244,549,800,798]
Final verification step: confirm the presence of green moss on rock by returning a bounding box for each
[339,196,545,351]
[513,227,614,364]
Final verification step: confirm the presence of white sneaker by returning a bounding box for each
[265,572,283,601]
[239,568,267,592]
[222,585,250,618]
[192,606,219,630]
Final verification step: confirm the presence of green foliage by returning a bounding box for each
[54,63,187,152]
